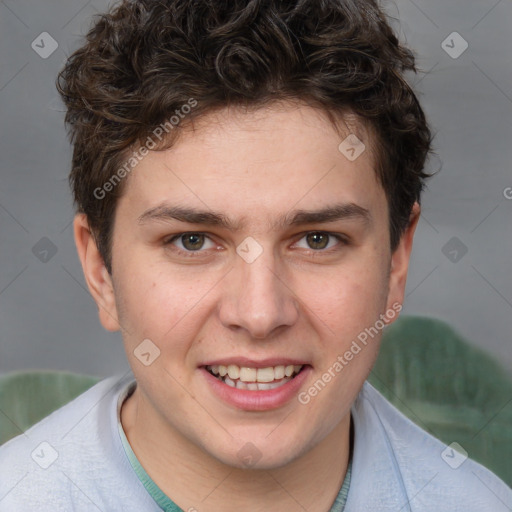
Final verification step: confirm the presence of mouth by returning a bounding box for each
[205,363,305,391]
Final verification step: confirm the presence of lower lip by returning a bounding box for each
[201,366,311,411]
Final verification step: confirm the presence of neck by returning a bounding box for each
[121,386,351,512]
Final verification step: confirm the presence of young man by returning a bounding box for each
[1,0,510,510]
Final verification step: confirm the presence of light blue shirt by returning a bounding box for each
[116,396,352,511]
[0,371,510,511]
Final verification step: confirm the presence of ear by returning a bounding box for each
[384,202,421,324]
[73,213,120,332]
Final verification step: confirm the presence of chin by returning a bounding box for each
[205,436,308,471]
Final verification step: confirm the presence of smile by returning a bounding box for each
[206,364,304,391]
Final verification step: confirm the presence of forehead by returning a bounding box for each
[172,101,374,159]
[116,101,385,228]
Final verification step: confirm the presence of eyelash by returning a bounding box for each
[164,231,349,258]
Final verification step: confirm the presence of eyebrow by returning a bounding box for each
[137,202,371,231]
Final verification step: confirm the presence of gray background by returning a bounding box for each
[0,0,511,378]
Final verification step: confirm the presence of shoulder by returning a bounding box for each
[348,382,512,511]
[0,372,152,511]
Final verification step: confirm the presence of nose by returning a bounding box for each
[218,245,299,339]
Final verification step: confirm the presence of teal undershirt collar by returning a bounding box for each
[118,420,181,511]
[117,387,351,511]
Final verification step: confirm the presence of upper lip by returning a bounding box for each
[201,357,309,368]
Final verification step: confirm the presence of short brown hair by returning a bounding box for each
[57,0,433,274]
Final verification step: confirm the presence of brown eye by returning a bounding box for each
[166,232,216,255]
[179,233,205,251]
[294,231,347,254]
[306,232,330,250]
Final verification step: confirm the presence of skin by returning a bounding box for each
[74,101,420,512]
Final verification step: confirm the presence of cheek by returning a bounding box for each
[298,252,390,336]
[113,259,218,351]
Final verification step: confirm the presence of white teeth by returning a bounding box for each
[230,377,292,391]
[236,380,248,390]
[274,365,285,379]
[267,378,291,390]
[256,367,275,383]
[206,363,304,390]
[224,376,236,388]
[239,367,257,382]
[256,382,272,390]
[227,364,240,380]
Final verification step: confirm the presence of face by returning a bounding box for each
[76,101,418,469]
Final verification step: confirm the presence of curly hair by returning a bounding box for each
[57,0,434,274]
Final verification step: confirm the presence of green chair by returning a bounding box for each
[369,315,512,486]
[0,370,101,445]
[1,316,511,485]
